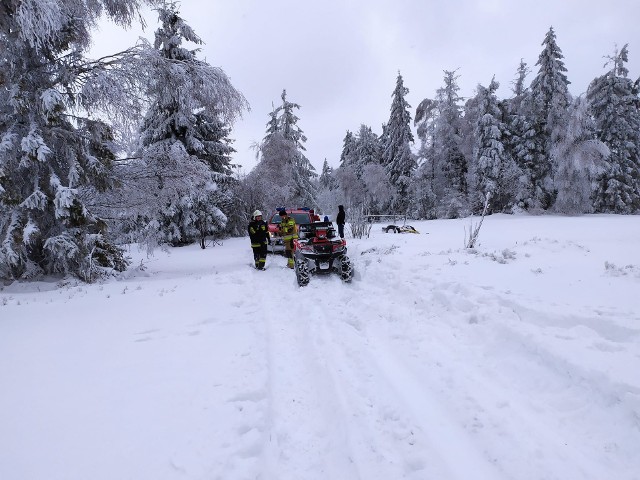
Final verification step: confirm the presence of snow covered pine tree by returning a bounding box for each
[0,0,149,281]
[131,3,248,249]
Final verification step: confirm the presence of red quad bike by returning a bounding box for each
[293,222,354,286]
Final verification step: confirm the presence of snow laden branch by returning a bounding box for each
[135,42,249,126]
[7,0,147,52]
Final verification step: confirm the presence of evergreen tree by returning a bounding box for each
[431,70,469,217]
[251,91,316,208]
[339,125,383,180]
[319,159,337,190]
[339,131,357,168]
[414,98,437,166]
[334,123,389,215]
[529,26,572,209]
[315,158,338,219]
[278,90,316,206]
[382,72,416,213]
[277,90,308,151]
[335,131,361,213]
[264,106,279,140]
[504,60,539,210]
[472,78,520,213]
[290,151,317,207]
[0,0,149,280]
[512,59,530,98]
[587,44,640,213]
[416,71,469,218]
[554,97,608,214]
[355,125,383,169]
[436,71,468,198]
[134,3,247,248]
[250,132,296,208]
[412,97,438,218]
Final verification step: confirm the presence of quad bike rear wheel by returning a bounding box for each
[340,255,354,282]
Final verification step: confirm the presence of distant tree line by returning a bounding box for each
[305,27,638,222]
[1,2,637,283]
[245,27,639,226]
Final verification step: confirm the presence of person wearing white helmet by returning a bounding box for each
[247,210,270,270]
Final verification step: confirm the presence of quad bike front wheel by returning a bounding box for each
[295,257,310,287]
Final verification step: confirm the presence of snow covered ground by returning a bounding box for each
[1,214,639,480]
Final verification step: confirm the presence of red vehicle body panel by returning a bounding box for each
[267,208,315,253]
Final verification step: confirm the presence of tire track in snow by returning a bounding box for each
[264,260,506,479]
[308,291,505,480]
[226,242,640,479]
[254,266,359,480]
[341,249,607,479]
[359,267,638,480]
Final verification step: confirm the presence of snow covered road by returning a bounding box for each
[1,215,639,479]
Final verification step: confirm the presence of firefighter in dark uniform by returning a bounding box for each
[248,210,270,270]
[278,209,298,269]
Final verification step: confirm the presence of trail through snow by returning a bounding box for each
[1,214,639,480]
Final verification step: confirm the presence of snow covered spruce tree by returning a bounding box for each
[248,90,316,209]
[315,158,339,215]
[319,159,337,191]
[0,0,153,281]
[472,78,520,213]
[503,60,540,210]
[527,26,572,210]
[338,130,357,171]
[129,3,247,248]
[278,90,317,207]
[433,70,469,217]
[335,124,389,215]
[411,97,438,219]
[382,72,416,214]
[553,97,608,214]
[587,44,640,213]
[412,71,468,218]
[334,130,364,210]
[354,125,389,214]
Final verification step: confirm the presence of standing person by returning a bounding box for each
[248,210,270,270]
[336,205,346,239]
[278,209,298,269]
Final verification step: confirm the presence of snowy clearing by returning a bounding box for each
[1,214,639,480]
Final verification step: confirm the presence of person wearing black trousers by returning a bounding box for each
[248,210,270,269]
[336,205,346,239]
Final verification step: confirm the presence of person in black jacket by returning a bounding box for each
[248,210,270,269]
[336,205,346,239]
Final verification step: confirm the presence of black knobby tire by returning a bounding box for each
[340,255,354,283]
[295,258,310,287]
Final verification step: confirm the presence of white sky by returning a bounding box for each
[91,0,640,172]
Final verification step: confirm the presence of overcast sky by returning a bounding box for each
[92,0,640,173]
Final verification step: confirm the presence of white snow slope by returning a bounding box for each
[1,214,639,480]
